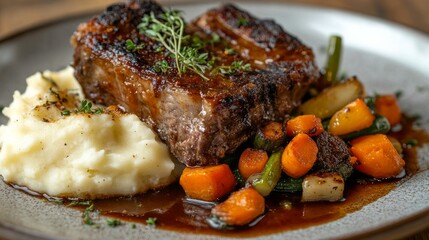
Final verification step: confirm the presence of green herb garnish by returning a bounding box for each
[237,17,249,27]
[51,199,63,204]
[146,217,157,226]
[82,203,95,225]
[125,39,144,51]
[62,100,104,116]
[211,33,220,44]
[77,100,101,114]
[68,200,93,207]
[106,219,122,227]
[224,48,235,55]
[61,109,71,116]
[212,61,252,75]
[153,60,170,73]
[138,10,211,80]
[155,46,165,52]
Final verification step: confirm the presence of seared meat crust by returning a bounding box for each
[71,0,320,166]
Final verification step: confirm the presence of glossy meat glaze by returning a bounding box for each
[71,0,319,166]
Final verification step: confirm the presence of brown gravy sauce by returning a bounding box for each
[11,116,429,237]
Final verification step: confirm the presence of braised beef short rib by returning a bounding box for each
[71,0,320,166]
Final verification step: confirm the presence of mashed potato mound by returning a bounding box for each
[0,67,180,199]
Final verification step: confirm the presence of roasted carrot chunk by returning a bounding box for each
[285,114,324,137]
[238,148,269,179]
[179,164,236,201]
[281,133,318,178]
[350,134,405,178]
[375,94,401,126]
[211,187,265,226]
[329,98,375,136]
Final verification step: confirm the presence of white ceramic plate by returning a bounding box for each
[1,2,429,240]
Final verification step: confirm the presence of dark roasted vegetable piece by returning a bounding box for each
[314,132,353,180]
[341,115,390,141]
[323,35,342,85]
[252,150,282,196]
[273,175,303,193]
[253,122,286,152]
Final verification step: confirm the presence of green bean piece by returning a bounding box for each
[363,96,376,112]
[252,150,282,196]
[273,175,303,193]
[232,168,246,188]
[341,115,391,141]
[324,35,342,85]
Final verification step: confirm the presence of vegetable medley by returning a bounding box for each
[179,36,406,229]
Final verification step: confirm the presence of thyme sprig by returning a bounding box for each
[138,10,211,80]
[153,60,170,73]
[211,61,252,76]
[61,100,104,116]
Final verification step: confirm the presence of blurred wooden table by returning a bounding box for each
[0,0,428,240]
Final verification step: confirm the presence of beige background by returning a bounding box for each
[1,0,429,39]
[0,0,428,240]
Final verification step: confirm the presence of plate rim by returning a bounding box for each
[1,2,429,240]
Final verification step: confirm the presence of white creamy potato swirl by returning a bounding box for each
[0,67,180,199]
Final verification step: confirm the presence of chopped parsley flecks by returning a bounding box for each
[51,198,64,204]
[146,217,157,226]
[125,39,145,52]
[82,203,96,225]
[237,17,249,27]
[224,48,235,55]
[106,219,122,227]
[68,200,93,207]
